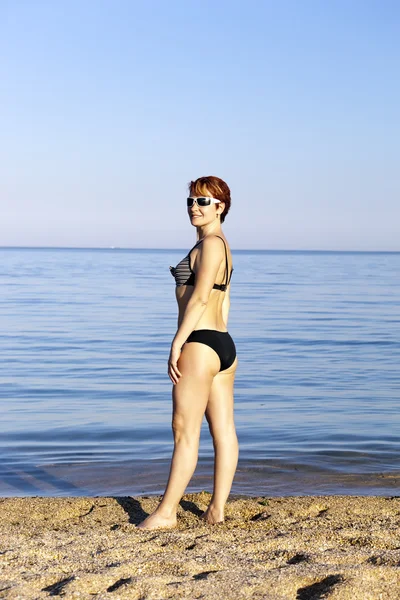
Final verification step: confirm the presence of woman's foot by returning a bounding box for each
[136,510,177,530]
[201,505,224,525]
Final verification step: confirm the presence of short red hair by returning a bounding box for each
[188,176,231,223]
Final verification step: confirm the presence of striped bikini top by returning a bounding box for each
[170,235,233,292]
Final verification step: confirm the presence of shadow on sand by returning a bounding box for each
[114,496,150,524]
[114,496,204,525]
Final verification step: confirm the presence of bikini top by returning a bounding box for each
[170,235,233,292]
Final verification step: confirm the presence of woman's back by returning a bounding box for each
[173,235,233,331]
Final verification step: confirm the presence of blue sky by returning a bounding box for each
[1,0,399,249]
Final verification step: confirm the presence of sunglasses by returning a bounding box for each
[187,196,221,207]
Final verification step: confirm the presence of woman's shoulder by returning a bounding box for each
[200,234,229,250]
[196,235,230,271]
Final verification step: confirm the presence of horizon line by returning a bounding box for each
[1,245,400,253]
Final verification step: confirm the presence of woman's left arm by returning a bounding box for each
[168,236,223,383]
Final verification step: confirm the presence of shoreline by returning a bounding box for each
[1,494,399,599]
[2,461,399,499]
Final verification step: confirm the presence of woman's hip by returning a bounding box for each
[185,329,236,372]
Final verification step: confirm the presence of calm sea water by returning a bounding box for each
[1,247,399,497]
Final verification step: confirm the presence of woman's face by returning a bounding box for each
[187,190,224,227]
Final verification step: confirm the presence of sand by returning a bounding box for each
[1,493,399,599]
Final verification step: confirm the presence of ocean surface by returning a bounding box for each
[1,247,399,498]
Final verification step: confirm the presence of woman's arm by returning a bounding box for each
[172,236,224,348]
[168,236,224,383]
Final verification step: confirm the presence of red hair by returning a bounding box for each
[188,176,231,223]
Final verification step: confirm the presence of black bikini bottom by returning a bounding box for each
[185,329,236,371]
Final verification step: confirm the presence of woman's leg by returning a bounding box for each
[203,358,238,524]
[137,342,220,530]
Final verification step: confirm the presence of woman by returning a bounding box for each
[138,175,238,530]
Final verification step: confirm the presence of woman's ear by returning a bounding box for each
[217,202,225,217]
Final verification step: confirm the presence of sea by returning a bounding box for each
[1,247,399,498]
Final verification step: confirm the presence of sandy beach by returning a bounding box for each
[1,493,399,599]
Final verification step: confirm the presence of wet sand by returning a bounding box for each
[1,493,399,599]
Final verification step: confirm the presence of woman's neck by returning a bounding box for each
[196,221,222,241]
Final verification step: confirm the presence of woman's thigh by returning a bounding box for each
[172,342,221,432]
[205,358,238,436]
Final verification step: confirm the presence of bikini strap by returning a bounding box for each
[191,235,230,290]
[213,235,230,289]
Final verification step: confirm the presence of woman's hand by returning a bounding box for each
[168,343,182,385]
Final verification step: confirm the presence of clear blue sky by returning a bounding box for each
[1,0,399,249]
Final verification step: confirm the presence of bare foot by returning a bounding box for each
[201,506,224,525]
[136,510,177,530]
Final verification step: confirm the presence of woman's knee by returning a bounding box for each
[208,422,237,445]
[171,414,201,444]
